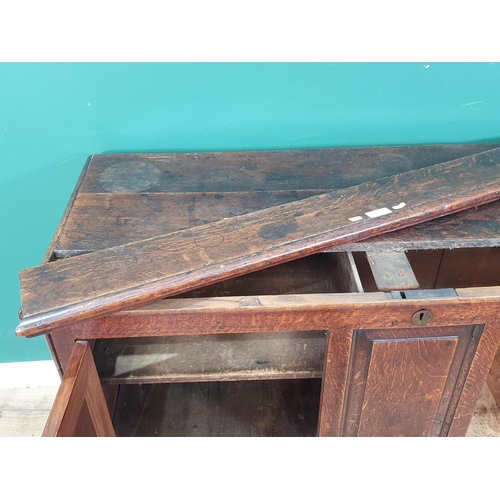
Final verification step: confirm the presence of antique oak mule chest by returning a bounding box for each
[17,145,500,437]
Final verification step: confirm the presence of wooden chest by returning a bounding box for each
[18,145,500,436]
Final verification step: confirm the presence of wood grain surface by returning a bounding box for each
[447,324,500,436]
[317,323,492,437]
[342,200,500,252]
[3,381,498,437]
[93,331,326,384]
[53,144,500,256]
[79,145,498,194]
[341,326,478,437]
[64,287,500,341]
[112,379,322,437]
[42,341,114,437]
[357,336,458,436]
[365,249,419,291]
[487,347,500,407]
[17,147,500,337]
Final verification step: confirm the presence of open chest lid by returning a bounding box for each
[17,145,500,337]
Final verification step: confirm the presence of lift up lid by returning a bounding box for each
[17,147,500,337]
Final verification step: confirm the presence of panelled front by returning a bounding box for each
[339,325,483,437]
[35,146,500,437]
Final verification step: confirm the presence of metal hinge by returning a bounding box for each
[385,288,458,300]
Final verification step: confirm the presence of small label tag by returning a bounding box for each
[392,202,406,210]
[365,207,393,218]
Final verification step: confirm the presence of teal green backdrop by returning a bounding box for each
[1,63,499,363]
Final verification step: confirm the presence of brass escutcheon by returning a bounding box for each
[411,309,433,326]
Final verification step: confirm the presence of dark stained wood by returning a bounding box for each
[351,251,378,292]
[448,324,500,436]
[79,145,499,194]
[357,337,457,436]
[487,348,500,407]
[55,191,319,257]
[68,287,500,339]
[176,253,337,298]
[59,288,500,438]
[358,246,500,297]
[340,325,480,437]
[176,252,361,299]
[406,249,444,289]
[55,195,500,257]
[112,379,322,437]
[337,200,500,252]
[45,328,75,375]
[33,145,500,381]
[101,384,119,419]
[93,331,326,384]
[317,327,353,436]
[52,145,500,257]
[43,333,65,379]
[72,399,97,437]
[17,147,500,338]
[365,250,419,291]
[329,251,363,293]
[435,248,500,289]
[21,144,500,437]
[42,155,94,263]
[41,156,94,375]
[42,341,115,437]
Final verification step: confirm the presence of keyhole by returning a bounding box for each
[411,309,433,326]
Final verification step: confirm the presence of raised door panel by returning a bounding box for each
[341,325,483,437]
[358,337,457,436]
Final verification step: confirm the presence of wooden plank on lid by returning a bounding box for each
[17,147,500,337]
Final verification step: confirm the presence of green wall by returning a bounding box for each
[1,63,499,363]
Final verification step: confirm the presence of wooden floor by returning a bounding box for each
[464,382,500,437]
[0,386,59,437]
[1,381,499,437]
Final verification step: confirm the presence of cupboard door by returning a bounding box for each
[43,341,115,437]
[321,325,484,437]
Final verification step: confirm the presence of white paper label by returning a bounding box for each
[392,202,406,210]
[365,207,393,218]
